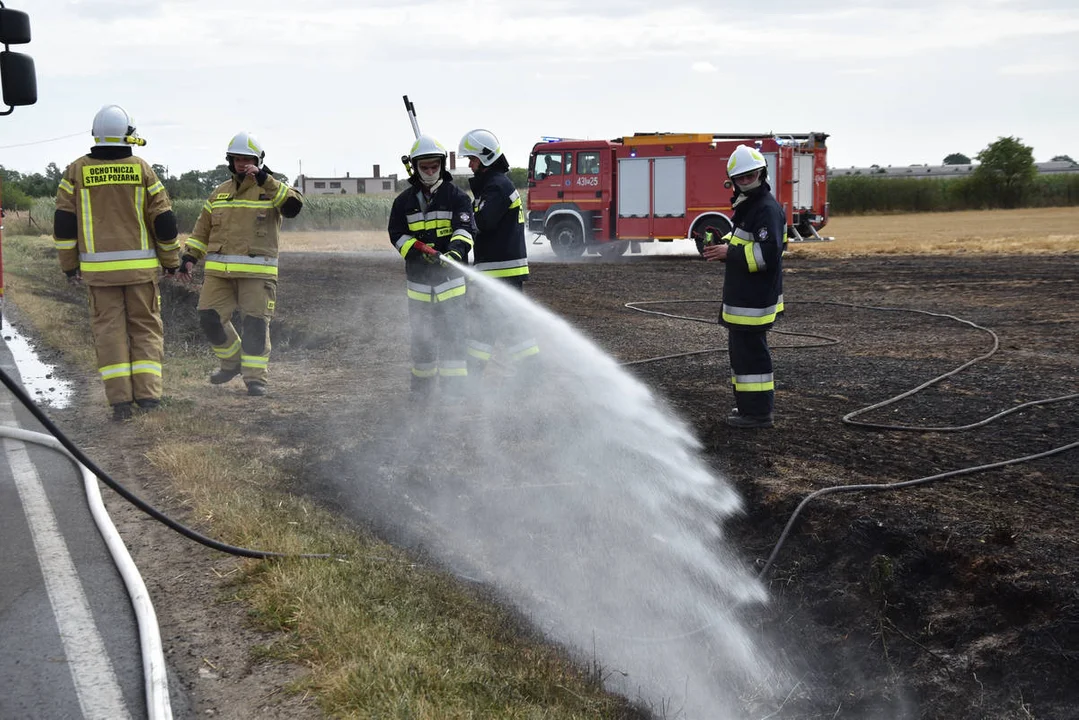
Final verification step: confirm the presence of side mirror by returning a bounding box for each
[1,50,36,108]
[0,7,31,44]
[0,7,37,114]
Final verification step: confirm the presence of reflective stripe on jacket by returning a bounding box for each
[468,170,529,280]
[53,154,177,286]
[720,183,785,330]
[388,173,475,285]
[185,173,303,280]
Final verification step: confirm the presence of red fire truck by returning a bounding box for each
[526,132,830,258]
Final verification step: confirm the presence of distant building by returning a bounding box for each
[294,164,398,195]
[295,152,474,195]
[829,160,1079,179]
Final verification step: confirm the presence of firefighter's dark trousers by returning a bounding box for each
[466,276,540,383]
[406,269,468,396]
[88,281,163,406]
[728,328,774,417]
[197,275,276,386]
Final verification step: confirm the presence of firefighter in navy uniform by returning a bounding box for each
[703,145,785,429]
[388,135,475,401]
[179,132,304,397]
[457,128,539,383]
[53,104,181,421]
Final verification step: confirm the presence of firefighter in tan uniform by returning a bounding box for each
[180,132,303,396]
[53,105,181,421]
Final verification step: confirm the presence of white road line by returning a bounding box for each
[2,399,133,720]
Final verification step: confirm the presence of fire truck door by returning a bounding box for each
[653,158,686,217]
[565,151,602,203]
[764,153,778,199]
[652,157,686,239]
[534,150,571,196]
[562,150,604,237]
[617,157,650,239]
[792,154,815,210]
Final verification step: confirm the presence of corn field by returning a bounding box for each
[174,195,394,233]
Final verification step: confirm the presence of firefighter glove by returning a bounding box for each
[163,265,177,275]
[255,167,269,186]
[181,254,198,269]
[445,250,462,263]
[64,268,79,278]
[704,226,727,245]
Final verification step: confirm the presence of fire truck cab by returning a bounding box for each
[526,132,830,258]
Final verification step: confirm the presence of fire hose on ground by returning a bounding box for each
[0,363,343,720]
[622,299,1079,579]
[0,238,456,719]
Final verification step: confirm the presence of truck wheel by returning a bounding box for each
[692,216,732,255]
[596,241,629,259]
[548,220,585,259]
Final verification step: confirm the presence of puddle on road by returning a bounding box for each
[1,317,74,409]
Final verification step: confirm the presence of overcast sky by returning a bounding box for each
[1,0,1076,181]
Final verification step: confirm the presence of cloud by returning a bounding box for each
[998,62,1073,75]
[6,0,1078,178]
[33,1,1079,75]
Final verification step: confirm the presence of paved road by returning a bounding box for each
[0,338,149,719]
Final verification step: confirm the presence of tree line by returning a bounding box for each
[0,160,532,212]
[2,137,1072,215]
[829,137,1079,214]
[0,162,239,210]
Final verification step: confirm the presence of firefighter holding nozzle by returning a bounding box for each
[702,145,786,429]
[388,135,475,404]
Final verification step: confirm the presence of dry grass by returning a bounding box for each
[173,230,391,254]
[791,206,1079,257]
[144,421,632,719]
[279,230,391,253]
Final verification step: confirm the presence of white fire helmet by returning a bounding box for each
[727,144,767,191]
[409,135,448,163]
[92,104,144,147]
[458,129,502,167]
[227,131,265,164]
[409,135,448,186]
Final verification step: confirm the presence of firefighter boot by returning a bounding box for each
[210,368,241,385]
[136,398,161,412]
[726,411,774,429]
[112,402,134,422]
[246,381,267,397]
